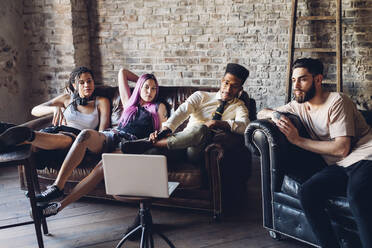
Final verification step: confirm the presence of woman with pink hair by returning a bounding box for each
[33,68,168,217]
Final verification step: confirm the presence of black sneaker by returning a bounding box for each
[120,138,153,154]
[30,202,61,219]
[0,126,34,152]
[35,185,64,203]
[41,202,61,217]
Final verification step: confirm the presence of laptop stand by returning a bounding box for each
[115,199,175,248]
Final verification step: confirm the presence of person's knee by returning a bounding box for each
[76,129,94,144]
[192,124,209,146]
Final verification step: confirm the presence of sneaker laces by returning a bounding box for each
[41,185,60,197]
[42,202,61,217]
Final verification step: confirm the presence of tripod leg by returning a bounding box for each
[156,231,176,248]
[140,226,146,248]
[115,225,142,248]
[149,231,154,248]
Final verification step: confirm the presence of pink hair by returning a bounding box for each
[118,74,160,131]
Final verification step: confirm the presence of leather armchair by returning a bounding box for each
[19,85,256,218]
[244,110,372,247]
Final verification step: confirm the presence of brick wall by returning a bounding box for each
[0,0,29,123]
[23,0,80,112]
[20,0,372,114]
[87,0,371,110]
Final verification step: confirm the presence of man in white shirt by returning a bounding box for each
[258,58,372,248]
[121,63,250,161]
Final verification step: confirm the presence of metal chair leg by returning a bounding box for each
[24,161,44,248]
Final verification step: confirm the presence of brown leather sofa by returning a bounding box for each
[19,85,256,218]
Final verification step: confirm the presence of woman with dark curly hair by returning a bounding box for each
[0,66,111,152]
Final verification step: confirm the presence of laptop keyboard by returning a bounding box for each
[168,182,179,195]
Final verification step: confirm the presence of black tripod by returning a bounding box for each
[116,200,176,248]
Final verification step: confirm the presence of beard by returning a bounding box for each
[293,81,316,103]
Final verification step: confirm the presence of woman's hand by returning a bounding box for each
[52,106,66,126]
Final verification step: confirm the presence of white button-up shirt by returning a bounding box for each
[163,91,250,134]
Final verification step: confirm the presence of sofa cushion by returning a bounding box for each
[37,162,203,190]
[281,175,301,199]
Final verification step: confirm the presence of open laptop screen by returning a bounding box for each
[102,153,178,198]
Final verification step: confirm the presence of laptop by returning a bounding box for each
[102,153,179,198]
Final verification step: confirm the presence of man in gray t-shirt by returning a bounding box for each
[258,58,372,248]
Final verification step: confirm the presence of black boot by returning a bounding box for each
[120,138,153,154]
[0,126,35,152]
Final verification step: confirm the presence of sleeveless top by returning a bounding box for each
[118,106,156,139]
[64,98,100,130]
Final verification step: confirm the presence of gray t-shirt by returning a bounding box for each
[276,92,372,167]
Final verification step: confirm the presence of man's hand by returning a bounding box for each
[204,120,218,129]
[149,127,171,143]
[275,115,301,145]
[205,120,231,131]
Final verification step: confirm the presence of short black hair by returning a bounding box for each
[293,58,324,76]
[67,66,94,92]
[224,63,249,85]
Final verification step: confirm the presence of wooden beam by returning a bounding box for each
[286,0,298,103]
[297,16,336,21]
[295,48,336,53]
[336,0,343,92]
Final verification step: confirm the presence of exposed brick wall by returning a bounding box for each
[87,0,371,110]
[0,0,29,123]
[71,0,91,68]
[18,0,372,114]
[23,0,74,108]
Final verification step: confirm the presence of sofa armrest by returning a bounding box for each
[245,119,289,192]
[21,115,53,130]
[246,114,327,184]
[204,132,252,217]
[204,143,224,217]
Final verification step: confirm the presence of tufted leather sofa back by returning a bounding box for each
[95,85,257,128]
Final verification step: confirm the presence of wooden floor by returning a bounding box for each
[0,156,312,248]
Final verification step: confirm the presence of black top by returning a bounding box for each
[118,106,155,139]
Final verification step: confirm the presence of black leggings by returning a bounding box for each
[299,160,372,248]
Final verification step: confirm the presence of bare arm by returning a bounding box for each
[31,93,71,125]
[118,68,139,106]
[257,108,276,120]
[157,103,168,125]
[97,96,111,131]
[148,103,169,142]
[277,115,351,157]
[31,93,69,117]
